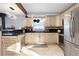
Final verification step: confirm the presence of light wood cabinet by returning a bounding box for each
[25,33,39,44]
[1,36,18,56]
[45,16,55,27]
[33,33,40,44]
[51,16,55,26]
[25,33,33,44]
[23,18,32,27]
[25,33,58,44]
[44,16,50,27]
[39,33,46,44]
[55,15,63,27]
[45,33,58,44]
[25,33,45,44]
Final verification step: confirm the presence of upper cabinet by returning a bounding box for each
[24,18,32,27]
[45,15,63,27]
[55,15,63,27]
[23,15,64,27]
[44,16,55,27]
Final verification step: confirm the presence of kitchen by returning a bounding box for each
[0,3,79,56]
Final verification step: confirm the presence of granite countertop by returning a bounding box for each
[2,26,64,36]
[45,26,64,29]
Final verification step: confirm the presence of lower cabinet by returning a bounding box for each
[45,33,58,44]
[25,33,38,44]
[25,33,58,44]
[39,33,46,44]
[25,33,45,44]
[1,36,18,56]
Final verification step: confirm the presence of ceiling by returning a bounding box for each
[0,3,24,16]
[0,3,75,17]
[22,3,74,16]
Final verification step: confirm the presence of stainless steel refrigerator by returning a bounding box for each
[64,8,79,56]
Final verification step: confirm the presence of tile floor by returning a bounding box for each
[3,43,64,56]
[21,44,64,56]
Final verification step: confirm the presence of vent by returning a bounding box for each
[9,7,15,10]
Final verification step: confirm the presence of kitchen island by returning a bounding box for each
[1,33,25,56]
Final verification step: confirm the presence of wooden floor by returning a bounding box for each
[21,44,64,56]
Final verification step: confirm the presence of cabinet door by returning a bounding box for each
[50,16,55,26]
[45,33,58,44]
[23,18,27,27]
[33,33,39,44]
[45,16,55,27]
[45,16,50,27]
[55,15,62,26]
[2,36,18,56]
[25,18,32,27]
[25,33,39,44]
[25,33,33,44]
[39,33,46,44]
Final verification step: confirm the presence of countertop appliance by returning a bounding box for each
[64,8,79,56]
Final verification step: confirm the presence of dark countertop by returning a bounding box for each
[2,26,64,36]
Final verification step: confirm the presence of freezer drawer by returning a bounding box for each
[64,40,79,56]
[71,44,79,56]
[64,40,72,56]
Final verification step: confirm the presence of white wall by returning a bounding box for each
[5,15,25,29]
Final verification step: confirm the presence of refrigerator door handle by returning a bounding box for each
[69,17,73,38]
[72,17,75,38]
